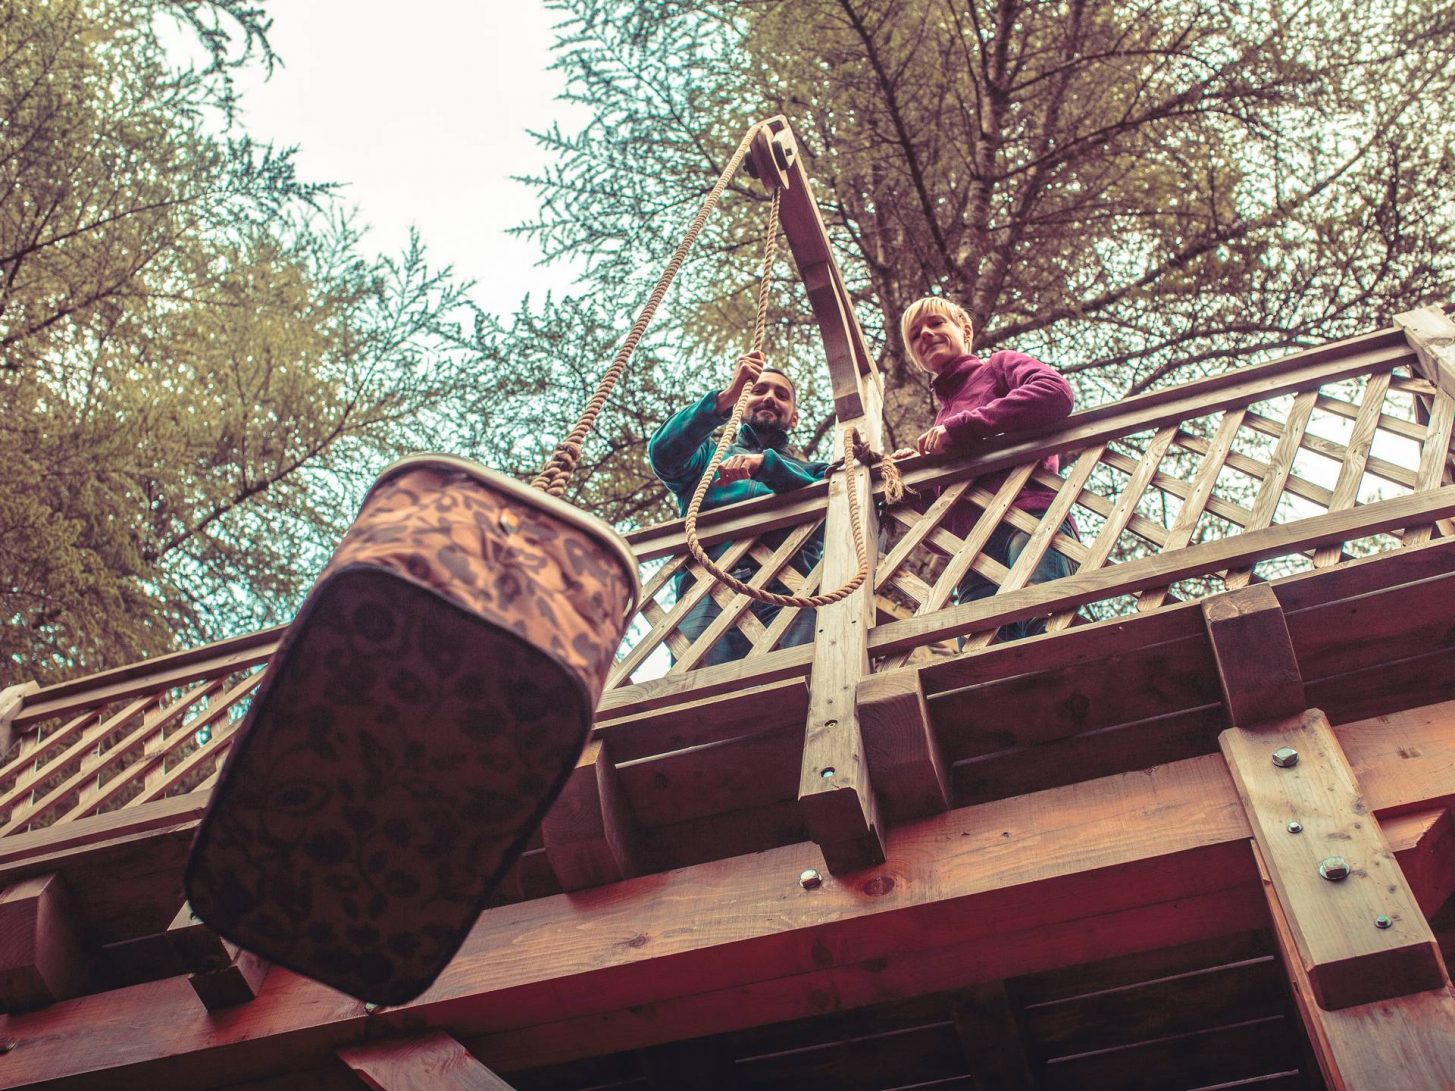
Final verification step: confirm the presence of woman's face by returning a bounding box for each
[907,311,973,373]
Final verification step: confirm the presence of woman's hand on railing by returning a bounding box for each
[915,425,951,456]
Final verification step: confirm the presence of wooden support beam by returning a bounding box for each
[799,415,886,875]
[858,668,951,823]
[540,739,650,891]
[1222,709,1448,1009]
[1203,584,1306,726]
[166,902,269,1010]
[0,682,38,763]
[4,701,1455,1087]
[1383,809,1455,918]
[951,981,1035,1089]
[1396,305,1455,399]
[1255,842,1455,1091]
[338,1029,515,1090]
[0,873,93,1011]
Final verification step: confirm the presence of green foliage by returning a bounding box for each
[1,1,484,678]
[509,0,1455,481]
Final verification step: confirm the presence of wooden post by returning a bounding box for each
[1395,305,1455,541]
[951,981,1036,1089]
[1221,710,1448,1009]
[0,681,39,764]
[338,1029,517,1090]
[857,668,951,823]
[540,739,650,891]
[751,118,891,874]
[0,873,94,1011]
[1203,584,1306,726]
[167,901,270,1009]
[1396,305,1455,399]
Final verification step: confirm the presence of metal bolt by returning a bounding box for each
[1271,747,1299,768]
[820,767,836,779]
[1318,856,1351,881]
[364,1002,383,1014]
[799,868,823,890]
[1287,821,1303,834]
[1375,915,1393,929]
[0,1037,16,1054]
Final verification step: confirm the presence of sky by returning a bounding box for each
[232,1,585,319]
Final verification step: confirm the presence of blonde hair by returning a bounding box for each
[900,296,974,367]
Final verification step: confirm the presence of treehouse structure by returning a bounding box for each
[3,119,1455,1090]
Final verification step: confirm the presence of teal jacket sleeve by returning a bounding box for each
[647,391,726,490]
[757,449,829,492]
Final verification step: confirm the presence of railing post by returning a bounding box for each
[1395,306,1455,543]
[750,119,891,872]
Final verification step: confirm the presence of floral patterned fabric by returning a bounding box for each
[186,463,636,1003]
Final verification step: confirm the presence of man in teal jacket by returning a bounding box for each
[647,351,828,665]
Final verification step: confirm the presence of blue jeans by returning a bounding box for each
[956,517,1076,642]
[675,568,816,666]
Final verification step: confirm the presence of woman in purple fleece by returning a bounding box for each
[896,295,1077,642]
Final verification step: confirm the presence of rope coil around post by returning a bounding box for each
[530,122,768,497]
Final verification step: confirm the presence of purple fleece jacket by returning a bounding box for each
[929,350,1074,532]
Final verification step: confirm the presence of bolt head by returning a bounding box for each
[1318,856,1352,881]
[1287,821,1303,834]
[1376,915,1393,929]
[799,868,823,890]
[364,1002,382,1014]
[1271,747,1299,768]
[820,767,836,779]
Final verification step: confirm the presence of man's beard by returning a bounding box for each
[748,407,786,431]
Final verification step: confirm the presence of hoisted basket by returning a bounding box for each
[185,455,639,1004]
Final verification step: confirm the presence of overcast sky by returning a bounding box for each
[233,1,585,318]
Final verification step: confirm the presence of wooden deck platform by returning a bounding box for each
[1,119,1453,1089]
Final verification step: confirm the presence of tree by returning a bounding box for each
[509,0,1455,481]
[1,0,486,679]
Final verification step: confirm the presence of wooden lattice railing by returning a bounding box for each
[3,314,1453,844]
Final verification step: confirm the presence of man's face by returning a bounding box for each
[744,371,797,432]
[908,311,973,373]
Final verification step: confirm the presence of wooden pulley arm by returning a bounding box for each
[745,116,883,440]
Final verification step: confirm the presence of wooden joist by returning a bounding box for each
[0,873,93,1012]
[338,1029,517,1090]
[1222,710,1448,1009]
[540,740,650,891]
[1256,843,1455,1090]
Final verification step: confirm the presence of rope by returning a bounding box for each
[680,189,874,609]
[531,123,767,496]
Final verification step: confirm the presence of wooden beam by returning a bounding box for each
[1221,709,1448,1009]
[3,699,1455,1087]
[857,668,951,823]
[1396,305,1455,399]
[800,414,886,875]
[1255,842,1455,1091]
[338,1029,515,1091]
[0,873,93,1012]
[1383,809,1455,918]
[540,739,650,891]
[951,981,1035,1089]
[166,902,270,1010]
[1203,584,1306,726]
[0,682,38,763]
